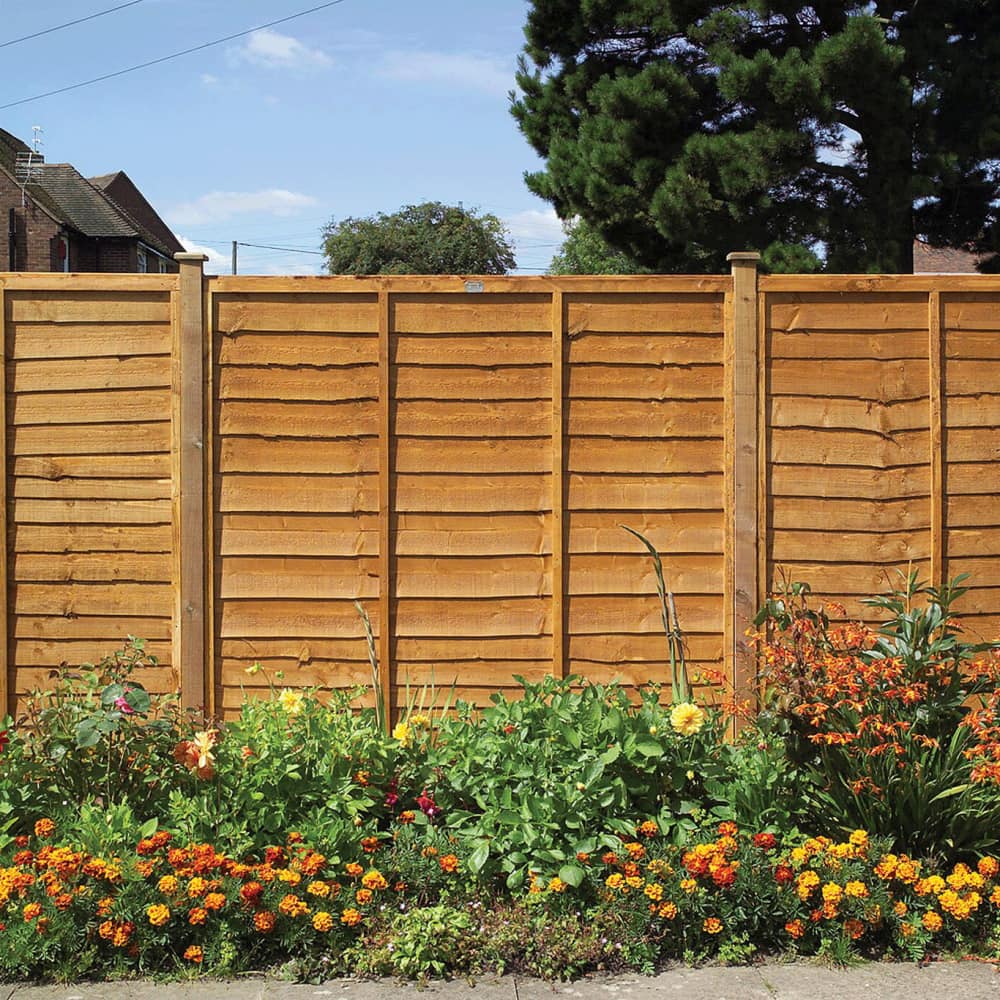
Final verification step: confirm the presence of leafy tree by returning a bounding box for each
[512,2,1000,274]
[548,217,650,274]
[322,201,516,275]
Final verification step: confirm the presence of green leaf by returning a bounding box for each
[634,739,663,758]
[557,863,585,888]
[468,841,491,873]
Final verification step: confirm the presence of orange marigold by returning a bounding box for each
[313,910,334,932]
[439,854,460,874]
[922,911,943,933]
[361,869,388,890]
[703,917,723,934]
[34,819,55,839]
[253,910,276,933]
[184,945,203,964]
[146,904,170,927]
[22,902,42,922]
[188,907,207,926]
[785,919,806,939]
[204,892,226,911]
[340,907,362,926]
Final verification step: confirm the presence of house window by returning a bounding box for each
[137,247,148,273]
[159,258,169,273]
[57,236,70,272]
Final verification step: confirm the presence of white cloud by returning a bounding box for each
[200,73,219,85]
[377,50,513,96]
[166,189,319,227]
[178,237,229,276]
[504,207,565,244]
[232,28,332,71]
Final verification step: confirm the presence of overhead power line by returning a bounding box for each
[0,0,349,110]
[0,1,147,50]
[238,242,325,255]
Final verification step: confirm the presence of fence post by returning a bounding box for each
[0,282,7,720]
[725,252,761,715]
[377,288,394,727]
[551,288,567,680]
[173,253,208,711]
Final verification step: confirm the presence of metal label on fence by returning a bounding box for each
[464,280,485,293]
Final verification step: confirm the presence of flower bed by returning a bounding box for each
[0,573,998,980]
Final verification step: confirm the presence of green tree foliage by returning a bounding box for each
[322,201,516,275]
[549,217,650,274]
[512,2,1000,274]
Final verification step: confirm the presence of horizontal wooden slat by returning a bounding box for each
[219,556,381,600]
[395,401,549,437]
[7,292,170,323]
[12,640,172,667]
[12,478,171,500]
[769,464,930,499]
[10,423,170,455]
[768,397,929,432]
[13,582,172,616]
[15,665,177,695]
[947,463,1000,495]
[767,329,927,360]
[216,332,376,366]
[567,364,723,400]
[944,360,1000,394]
[567,400,724,436]
[567,438,723,474]
[567,473,723,511]
[394,365,550,400]
[13,614,171,639]
[944,331,1000,359]
[217,401,377,437]
[393,334,549,366]
[13,524,172,553]
[564,293,724,334]
[771,496,931,531]
[945,495,1000,527]
[218,437,378,474]
[943,429,1000,463]
[947,527,1000,557]
[395,474,550,513]
[8,324,170,360]
[12,454,170,479]
[769,359,928,400]
[769,428,928,468]
[218,512,379,555]
[568,594,723,634]
[14,553,170,583]
[392,294,551,333]
[942,296,1000,332]
[568,553,723,595]
[12,498,172,524]
[772,529,929,562]
[215,293,378,334]
[11,389,169,426]
[768,294,928,331]
[219,475,378,514]
[393,438,549,475]
[567,333,722,366]
[942,396,1000,427]
[218,365,379,401]
[9,356,171,392]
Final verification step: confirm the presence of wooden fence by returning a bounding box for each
[0,256,997,719]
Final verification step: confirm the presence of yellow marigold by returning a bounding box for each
[703,917,723,934]
[990,886,1000,906]
[848,830,869,849]
[922,911,943,933]
[822,883,843,904]
[98,919,114,940]
[23,902,42,922]
[34,819,55,839]
[277,868,302,885]
[670,702,705,736]
[97,896,115,916]
[345,862,363,877]
[340,907,362,926]
[187,876,208,898]
[355,888,373,905]
[278,893,309,918]
[548,877,567,893]
[184,945,203,964]
[410,714,431,728]
[362,868,388,890]
[657,901,678,920]
[680,878,698,894]
[392,722,411,747]
[605,873,625,890]
[978,857,999,879]
[313,910,334,932]
[111,921,134,948]
[844,881,869,899]
[308,880,331,898]
[893,901,908,917]
[644,882,664,902]
[638,820,659,838]
[278,688,305,716]
[790,847,809,865]
[895,859,920,885]
[916,875,946,897]
[399,810,416,824]
[624,842,646,860]
[254,910,276,933]
[204,892,226,911]
[625,875,644,889]
[146,904,170,927]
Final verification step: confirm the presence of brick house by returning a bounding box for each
[1,127,183,273]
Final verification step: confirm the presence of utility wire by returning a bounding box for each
[0,0,348,110]
[239,241,325,255]
[0,1,146,50]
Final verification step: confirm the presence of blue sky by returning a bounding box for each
[1,0,565,274]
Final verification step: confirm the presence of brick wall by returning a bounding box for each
[0,171,62,271]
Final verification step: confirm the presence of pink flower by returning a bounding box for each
[114,696,136,715]
[415,789,440,818]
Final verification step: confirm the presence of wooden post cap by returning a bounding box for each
[174,252,208,264]
[726,251,762,264]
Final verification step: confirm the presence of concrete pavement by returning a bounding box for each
[4,961,1000,1000]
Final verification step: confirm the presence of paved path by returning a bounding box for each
[4,961,999,1000]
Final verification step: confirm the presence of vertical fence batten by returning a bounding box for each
[0,282,7,719]
[377,288,394,724]
[726,252,761,709]
[551,288,566,679]
[172,253,208,711]
[929,290,945,587]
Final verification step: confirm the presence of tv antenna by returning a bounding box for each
[15,126,44,206]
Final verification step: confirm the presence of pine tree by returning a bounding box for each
[512,2,1000,273]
